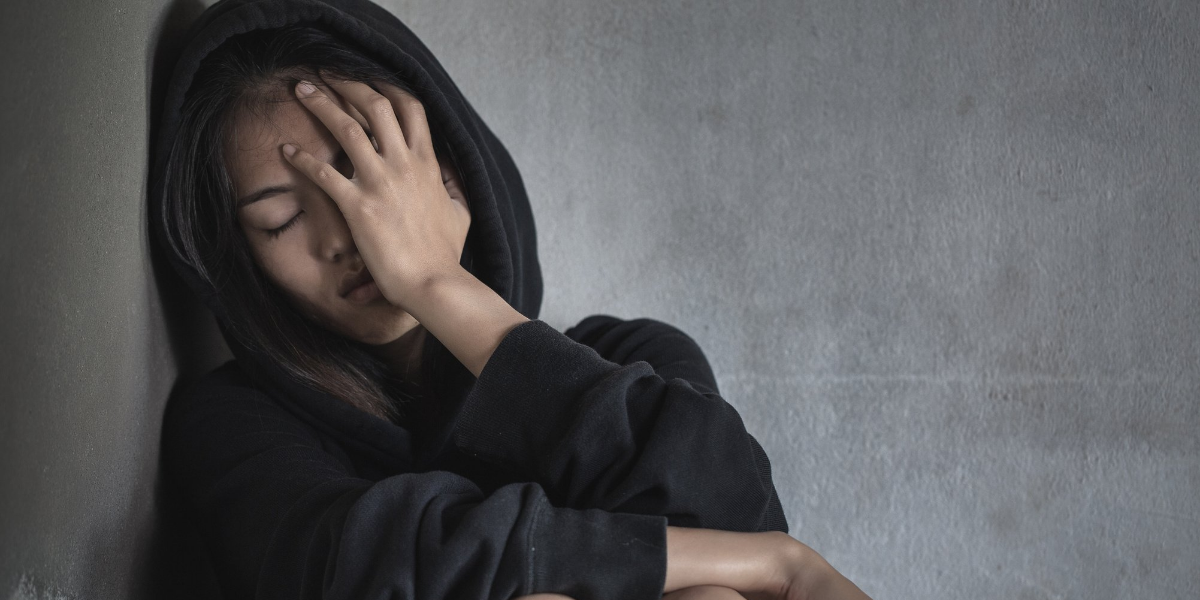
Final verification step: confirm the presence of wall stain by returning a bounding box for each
[8,573,76,600]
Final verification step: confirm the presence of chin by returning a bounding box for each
[352,328,407,346]
[354,320,420,347]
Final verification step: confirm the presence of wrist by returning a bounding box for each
[773,536,874,600]
[395,264,472,312]
[770,534,831,596]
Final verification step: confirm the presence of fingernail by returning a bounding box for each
[296,81,316,96]
[282,143,296,157]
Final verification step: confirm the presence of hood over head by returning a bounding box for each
[149,0,542,464]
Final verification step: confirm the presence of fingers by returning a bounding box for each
[307,80,380,153]
[319,76,404,157]
[292,79,382,180]
[281,142,356,206]
[337,96,379,152]
[284,75,438,211]
[372,80,434,158]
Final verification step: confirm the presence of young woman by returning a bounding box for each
[150,1,873,599]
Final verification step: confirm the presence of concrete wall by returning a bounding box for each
[1,0,1196,599]
[0,0,228,598]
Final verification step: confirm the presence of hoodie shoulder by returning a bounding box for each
[163,359,272,428]
[184,359,257,397]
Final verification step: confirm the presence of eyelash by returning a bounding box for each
[266,212,303,239]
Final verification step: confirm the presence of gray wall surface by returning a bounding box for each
[1,0,1196,599]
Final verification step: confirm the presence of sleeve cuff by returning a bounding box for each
[528,495,668,600]
[453,319,623,466]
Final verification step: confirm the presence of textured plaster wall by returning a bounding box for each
[0,0,226,598]
[1,0,1196,599]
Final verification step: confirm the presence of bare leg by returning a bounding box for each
[512,586,747,600]
[663,585,748,600]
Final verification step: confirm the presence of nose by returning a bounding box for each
[314,195,357,263]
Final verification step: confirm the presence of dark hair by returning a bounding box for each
[160,24,458,422]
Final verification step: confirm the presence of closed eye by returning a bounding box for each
[266,212,303,239]
[263,148,350,239]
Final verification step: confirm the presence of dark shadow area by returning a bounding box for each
[140,432,226,600]
[140,0,229,598]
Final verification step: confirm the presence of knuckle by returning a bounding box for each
[391,149,413,166]
[340,120,365,141]
[357,198,383,221]
[314,163,337,182]
[368,97,394,120]
[400,93,425,114]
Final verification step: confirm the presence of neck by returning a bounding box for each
[370,326,427,385]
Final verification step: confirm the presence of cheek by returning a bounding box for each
[250,239,326,312]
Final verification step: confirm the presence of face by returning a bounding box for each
[224,82,470,353]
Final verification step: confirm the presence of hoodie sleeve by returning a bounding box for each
[452,316,789,534]
[161,370,667,600]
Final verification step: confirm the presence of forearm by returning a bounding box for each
[664,527,785,594]
[403,265,530,378]
[665,527,872,600]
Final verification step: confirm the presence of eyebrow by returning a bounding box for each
[236,185,293,209]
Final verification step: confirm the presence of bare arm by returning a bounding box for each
[664,527,871,600]
[514,526,872,600]
[402,264,529,378]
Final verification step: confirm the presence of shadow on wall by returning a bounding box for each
[141,0,229,598]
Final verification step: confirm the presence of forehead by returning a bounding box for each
[226,98,318,156]
[223,91,347,188]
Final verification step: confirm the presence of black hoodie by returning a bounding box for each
[150,0,788,599]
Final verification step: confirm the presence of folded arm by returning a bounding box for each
[404,265,788,534]
[450,316,788,534]
[162,366,667,600]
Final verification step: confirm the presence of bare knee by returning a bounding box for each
[662,585,747,600]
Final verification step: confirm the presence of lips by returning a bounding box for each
[339,268,374,298]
